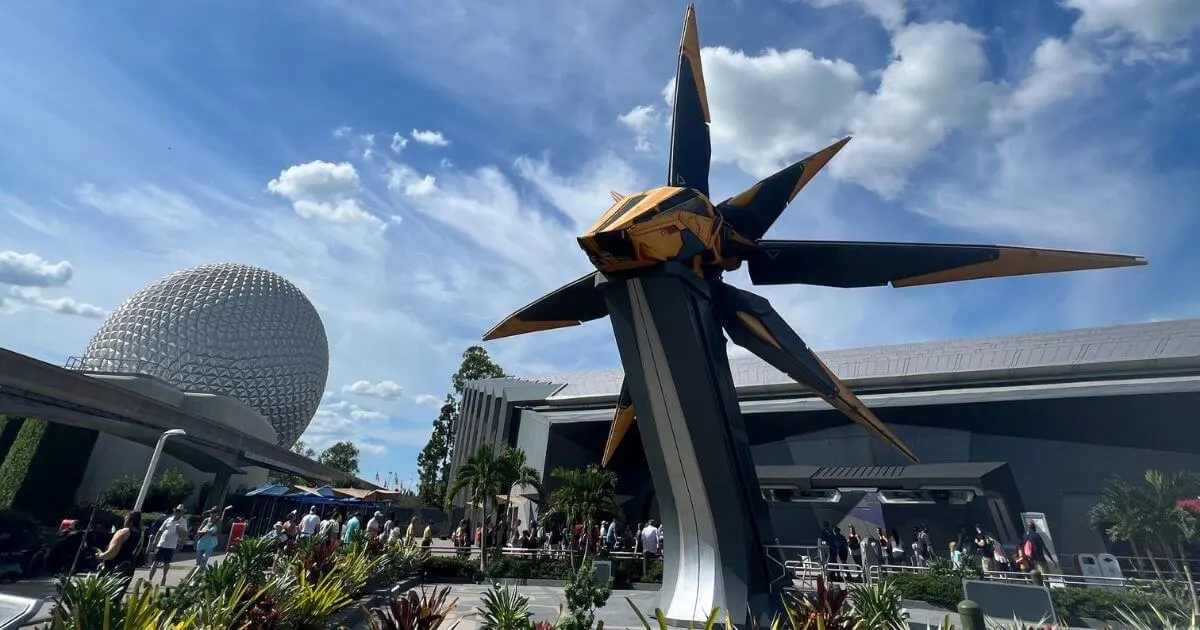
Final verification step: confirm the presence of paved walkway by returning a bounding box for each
[442,584,658,630]
[0,550,225,627]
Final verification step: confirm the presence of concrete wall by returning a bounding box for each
[75,432,267,509]
[75,375,275,511]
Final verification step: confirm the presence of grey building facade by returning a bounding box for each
[450,319,1200,557]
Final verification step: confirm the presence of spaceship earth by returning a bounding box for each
[81,263,329,447]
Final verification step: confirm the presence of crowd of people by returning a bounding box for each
[262,506,437,562]
[90,503,233,592]
[813,520,1055,577]
[449,515,668,559]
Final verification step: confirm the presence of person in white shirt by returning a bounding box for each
[298,507,321,539]
[639,520,661,558]
[366,511,384,537]
[148,505,190,587]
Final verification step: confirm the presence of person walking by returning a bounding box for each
[299,507,321,539]
[193,507,221,572]
[366,511,384,538]
[405,516,419,545]
[147,505,189,587]
[319,512,342,544]
[97,511,142,595]
[1023,522,1051,574]
[342,512,361,544]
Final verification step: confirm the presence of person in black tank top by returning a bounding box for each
[97,512,142,582]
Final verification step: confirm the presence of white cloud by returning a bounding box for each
[833,22,998,197]
[360,133,376,145]
[617,105,661,152]
[993,38,1110,125]
[4,286,106,319]
[76,182,208,231]
[410,129,450,147]
[266,161,387,234]
[663,22,996,197]
[1065,0,1200,45]
[0,250,72,287]
[333,126,352,138]
[513,153,647,228]
[390,132,409,153]
[683,46,862,180]
[414,393,440,406]
[387,165,438,197]
[304,397,432,455]
[804,0,907,31]
[341,379,405,401]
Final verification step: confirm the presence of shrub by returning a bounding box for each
[145,468,195,513]
[485,555,572,581]
[0,419,99,522]
[889,571,964,609]
[422,555,480,581]
[1050,586,1176,622]
[612,557,664,585]
[104,476,141,510]
[560,561,612,630]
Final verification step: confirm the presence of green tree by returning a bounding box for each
[146,468,196,512]
[292,440,316,459]
[318,441,360,476]
[418,346,505,506]
[539,465,621,561]
[417,396,457,507]
[452,345,506,396]
[1091,470,1200,588]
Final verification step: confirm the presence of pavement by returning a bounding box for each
[441,584,659,630]
[0,550,224,627]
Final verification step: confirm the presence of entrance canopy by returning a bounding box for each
[757,462,1016,493]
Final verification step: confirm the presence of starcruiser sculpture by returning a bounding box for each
[483,5,1145,625]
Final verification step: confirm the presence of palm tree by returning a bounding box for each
[445,443,502,571]
[1090,474,1162,580]
[1090,470,1200,596]
[495,447,543,545]
[539,464,621,565]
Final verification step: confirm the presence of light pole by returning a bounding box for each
[133,429,187,512]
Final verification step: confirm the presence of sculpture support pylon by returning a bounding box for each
[599,264,778,626]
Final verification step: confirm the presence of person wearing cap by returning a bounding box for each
[147,505,189,587]
[366,511,383,537]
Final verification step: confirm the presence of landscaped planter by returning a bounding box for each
[332,574,424,629]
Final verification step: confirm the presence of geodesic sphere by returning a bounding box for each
[81,263,329,447]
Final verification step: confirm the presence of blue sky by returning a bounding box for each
[1,0,1198,487]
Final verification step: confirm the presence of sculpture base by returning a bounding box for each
[599,265,778,627]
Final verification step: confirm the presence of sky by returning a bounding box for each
[1,0,1198,487]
